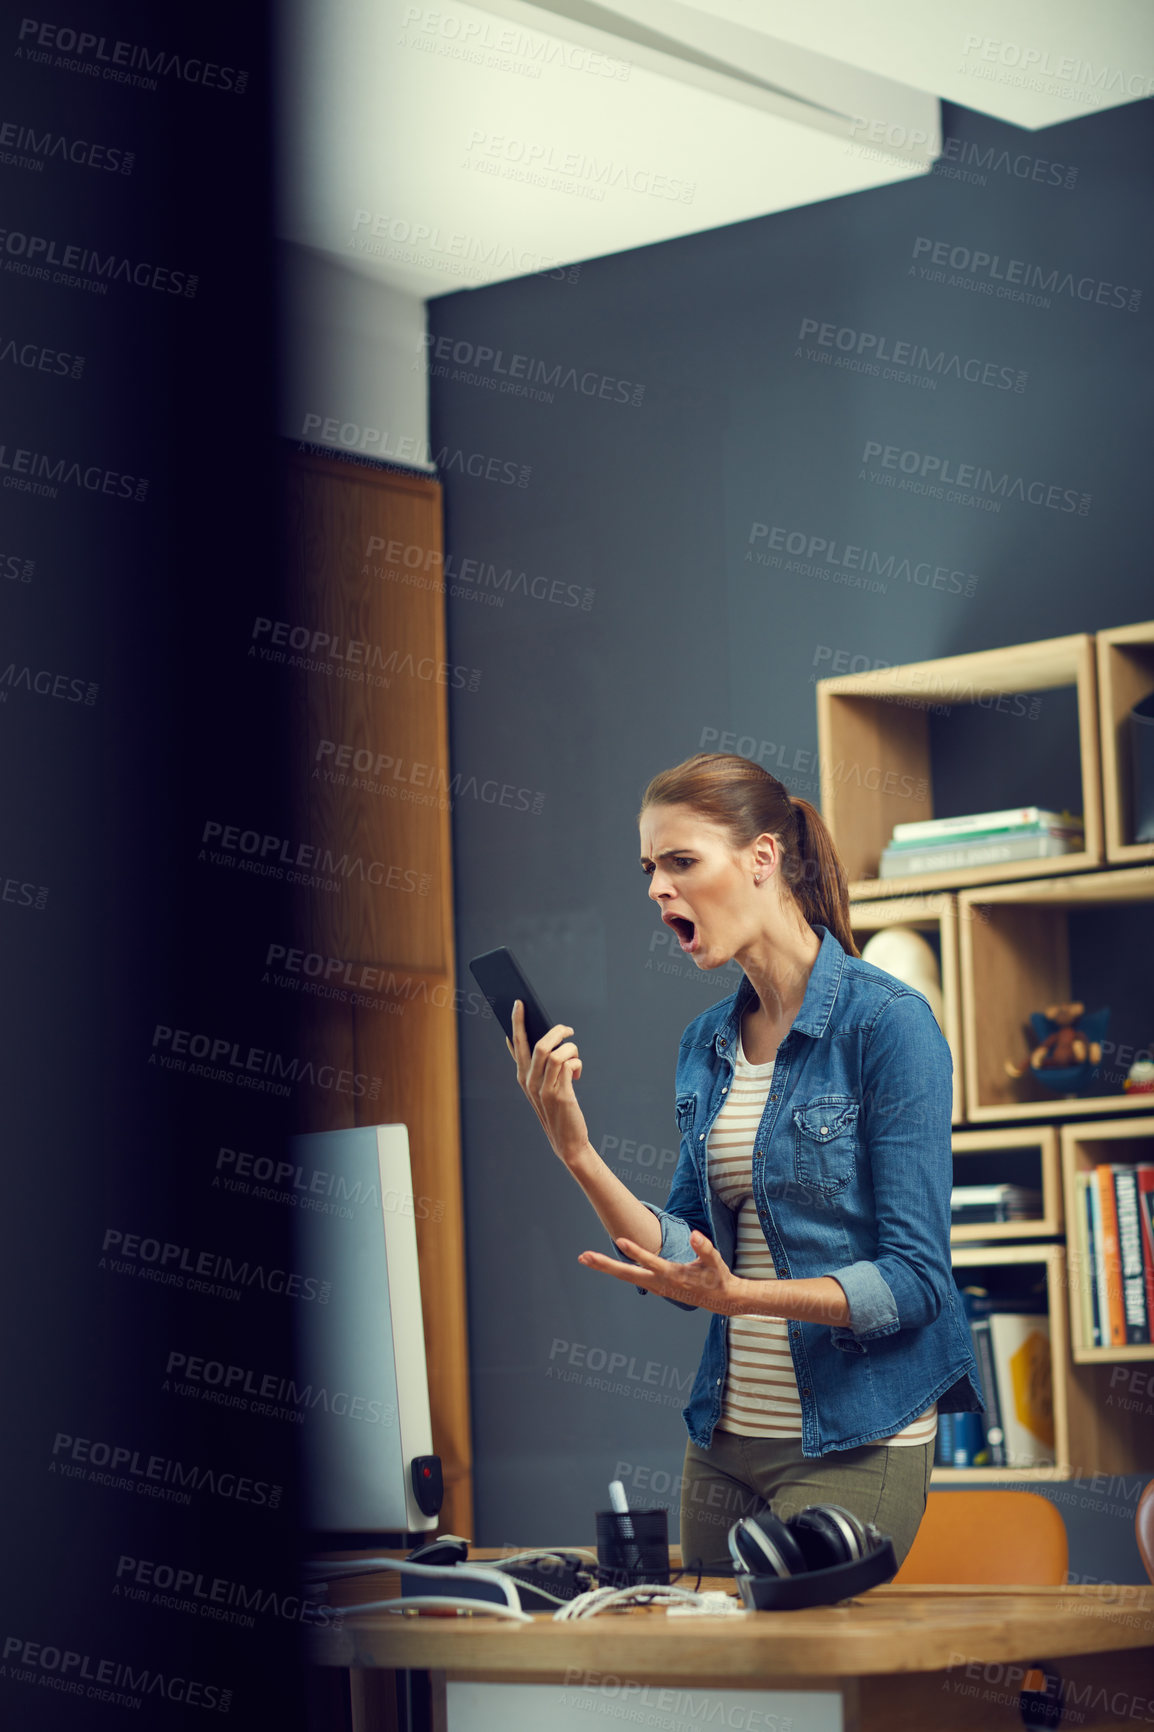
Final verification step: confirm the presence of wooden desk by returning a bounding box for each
[308,1552,1154,1732]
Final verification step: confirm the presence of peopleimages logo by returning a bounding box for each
[0,661,99,703]
[910,237,1141,312]
[0,118,134,173]
[2,1634,231,1715]
[746,523,979,596]
[149,1020,382,1101]
[115,1552,342,1630]
[0,439,147,501]
[860,440,1091,515]
[796,317,1026,392]
[0,226,197,296]
[164,1350,395,1426]
[50,1429,281,1510]
[0,336,85,378]
[421,333,645,407]
[16,18,248,94]
[101,1226,331,1304]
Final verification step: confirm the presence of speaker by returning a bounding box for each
[727,1503,897,1610]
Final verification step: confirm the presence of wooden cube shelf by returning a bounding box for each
[816,632,1103,898]
[1060,1117,1154,1363]
[939,1242,1150,1482]
[851,895,963,1123]
[951,1126,1062,1243]
[1097,619,1154,865]
[958,867,1154,1123]
[937,1243,1071,1482]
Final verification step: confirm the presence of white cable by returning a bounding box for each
[553,1583,715,1620]
[342,1595,532,1623]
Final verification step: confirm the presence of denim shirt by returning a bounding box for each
[627,927,984,1454]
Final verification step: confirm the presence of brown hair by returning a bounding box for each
[640,753,859,958]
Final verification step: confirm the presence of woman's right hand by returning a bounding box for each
[507,999,591,1167]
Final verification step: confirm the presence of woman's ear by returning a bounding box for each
[751,832,781,882]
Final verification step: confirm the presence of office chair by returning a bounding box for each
[893,1491,1068,1585]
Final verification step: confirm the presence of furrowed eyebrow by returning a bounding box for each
[639,848,692,866]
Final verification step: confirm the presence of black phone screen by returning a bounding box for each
[468,947,554,1048]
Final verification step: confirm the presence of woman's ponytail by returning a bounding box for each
[782,796,859,958]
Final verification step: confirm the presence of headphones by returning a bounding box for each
[727,1503,897,1610]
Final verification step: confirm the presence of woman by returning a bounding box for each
[508,752,983,1573]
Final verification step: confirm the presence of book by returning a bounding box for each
[1088,1166,1105,1348]
[1075,1171,1099,1348]
[891,807,1083,844]
[969,1317,1005,1467]
[879,832,1082,879]
[952,1184,1042,1207]
[885,822,1082,852]
[951,1183,1042,1224]
[1096,1165,1127,1347]
[988,1312,1054,1467]
[935,1411,955,1467]
[1138,1165,1154,1330]
[1113,1167,1149,1344]
[958,1287,1047,1319]
[950,1410,989,1468]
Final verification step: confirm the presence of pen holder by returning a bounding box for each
[595,1509,670,1588]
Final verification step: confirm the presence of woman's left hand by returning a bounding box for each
[578,1231,748,1315]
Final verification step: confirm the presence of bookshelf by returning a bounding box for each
[1097,618,1154,865]
[817,620,1154,1488]
[815,632,1103,899]
[951,1126,1062,1243]
[936,1243,1149,1482]
[1060,1117,1154,1364]
[957,867,1154,1123]
[850,894,963,1123]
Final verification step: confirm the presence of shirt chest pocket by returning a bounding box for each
[792,1098,859,1194]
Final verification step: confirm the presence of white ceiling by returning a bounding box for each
[278,0,1153,300]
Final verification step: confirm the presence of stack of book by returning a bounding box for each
[935,1287,1055,1469]
[1070,1162,1154,1347]
[951,1183,1042,1227]
[879,806,1084,879]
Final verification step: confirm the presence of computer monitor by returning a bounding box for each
[291,1123,438,1536]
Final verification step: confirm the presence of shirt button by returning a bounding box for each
[801,1387,812,1398]
[699,1133,705,1141]
[820,1125,829,1135]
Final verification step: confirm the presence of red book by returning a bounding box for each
[1137,1166,1154,1330]
[1096,1166,1127,1348]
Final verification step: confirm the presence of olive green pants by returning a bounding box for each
[678,1427,934,1575]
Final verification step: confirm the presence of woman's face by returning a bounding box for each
[640,802,767,969]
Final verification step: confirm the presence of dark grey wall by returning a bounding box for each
[428,98,1154,1581]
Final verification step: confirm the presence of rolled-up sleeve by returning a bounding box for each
[827,991,954,1349]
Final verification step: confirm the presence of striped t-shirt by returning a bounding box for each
[707,1036,937,1447]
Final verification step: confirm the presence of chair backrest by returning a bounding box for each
[1136,1481,1154,1584]
[894,1491,1068,1585]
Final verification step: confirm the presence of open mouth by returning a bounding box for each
[665,914,697,951]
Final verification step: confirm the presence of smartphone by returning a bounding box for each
[468,947,555,1050]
